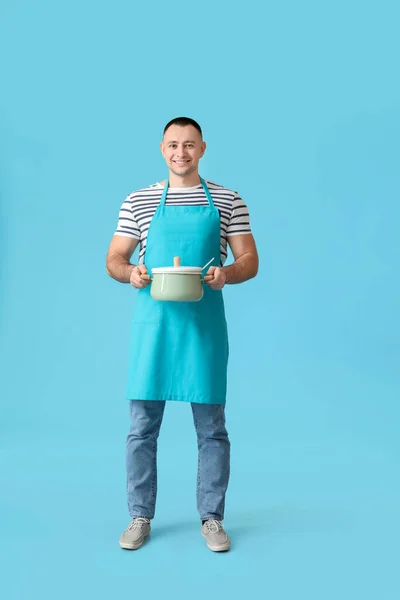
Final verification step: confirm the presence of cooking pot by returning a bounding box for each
[141,256,213,302]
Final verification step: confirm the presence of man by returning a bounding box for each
[106,117,258,552]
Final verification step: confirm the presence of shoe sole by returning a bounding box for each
[119,532,150,550]
[206,543,231,552]
[201,532,230,552]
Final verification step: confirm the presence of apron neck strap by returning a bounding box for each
[160,177,216,209]
[200,177,216,208]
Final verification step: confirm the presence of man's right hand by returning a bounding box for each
[130,265,151,289]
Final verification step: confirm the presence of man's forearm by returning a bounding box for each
[106,251,258,285]
[106,253,136,283]
[222,252,258,284]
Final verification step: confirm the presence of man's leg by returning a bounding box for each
[191,402,231,522]
[126,400,166,519]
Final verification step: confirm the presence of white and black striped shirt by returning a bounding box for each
[114,180,252,265]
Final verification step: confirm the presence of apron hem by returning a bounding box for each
[126,394,226,405]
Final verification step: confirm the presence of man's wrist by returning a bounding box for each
[222,266,231,284]
[126,264,136,281]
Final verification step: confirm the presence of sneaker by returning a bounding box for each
[119,517,151,550]
[201,519,231,552]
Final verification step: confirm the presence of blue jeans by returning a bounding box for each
[126,400,231,521]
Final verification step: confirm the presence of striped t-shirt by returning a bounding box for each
[114,180,252,265]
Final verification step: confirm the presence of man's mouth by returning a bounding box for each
[173,160,191,166]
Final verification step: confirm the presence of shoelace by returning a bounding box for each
[128,517,150,531]
[205,519,223,534]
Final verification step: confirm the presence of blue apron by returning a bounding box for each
[126,177,229,404]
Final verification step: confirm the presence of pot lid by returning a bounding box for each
[151,266,202,274]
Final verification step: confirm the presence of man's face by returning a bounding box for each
[160,125,206,178]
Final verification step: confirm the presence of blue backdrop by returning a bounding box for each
[1,1,399,598]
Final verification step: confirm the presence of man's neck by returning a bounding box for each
[166,171,201,188]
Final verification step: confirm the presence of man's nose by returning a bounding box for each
[176,145,186,156]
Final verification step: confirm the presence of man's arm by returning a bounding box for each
[205,234,259,289]
[223,234,259,284]
[106,235,140,283]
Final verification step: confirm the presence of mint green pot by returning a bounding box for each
[150,267,206,302]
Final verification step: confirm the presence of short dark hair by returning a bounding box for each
[163,117,202,138]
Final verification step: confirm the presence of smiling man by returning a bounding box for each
[106,116,259,552]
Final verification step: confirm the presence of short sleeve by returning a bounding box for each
[114,196,141,239]
[226,193,252,237]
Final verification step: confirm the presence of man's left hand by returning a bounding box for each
[205,266,227,290]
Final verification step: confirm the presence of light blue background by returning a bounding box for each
[1,0,399,598]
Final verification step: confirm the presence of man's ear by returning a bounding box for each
[200,141,206,157]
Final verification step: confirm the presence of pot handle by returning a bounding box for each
[203,275,214,283]
[140,274,153,282]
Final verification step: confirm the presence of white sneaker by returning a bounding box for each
[201,520,231,552]
[119,518,151,550]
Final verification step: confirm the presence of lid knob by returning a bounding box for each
[173,256,181,267]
